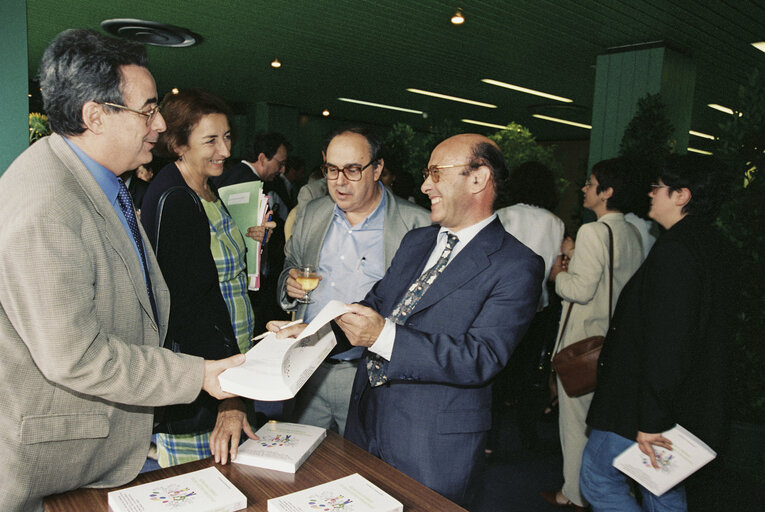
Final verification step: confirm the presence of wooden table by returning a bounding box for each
[44,431,467,511]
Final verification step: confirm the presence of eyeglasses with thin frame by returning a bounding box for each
[102,102,161,126]
[321,160,377,181]
[650,183,671,190]
[421,163,475,183]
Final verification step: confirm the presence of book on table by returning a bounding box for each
[218,300,349,401]
[267,473,403,512]
[612,423,717,496]
[107,467,246,512]
[217,181,269,291]
[233,421,327,473]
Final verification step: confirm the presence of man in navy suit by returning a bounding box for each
[334,133,544,505]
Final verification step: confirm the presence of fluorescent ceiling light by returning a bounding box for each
[407,88,496,108]
[752,42,765,54]
[532,114,591,129]
[337,97,423,114]
[708,103,734,115]
[687,147,713,155]
[461,119,508,130]
[482,78,573,103]
[689,130,715,140]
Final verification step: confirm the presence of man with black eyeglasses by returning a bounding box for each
[277,127,430,436]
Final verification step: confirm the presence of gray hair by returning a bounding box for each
[39,29,148,136]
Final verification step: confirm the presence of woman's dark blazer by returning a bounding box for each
[587,215,737,451]
[141,163,239,433]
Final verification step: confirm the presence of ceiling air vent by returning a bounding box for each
[100,19,201,48]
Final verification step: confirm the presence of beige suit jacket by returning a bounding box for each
[0,134,204,511]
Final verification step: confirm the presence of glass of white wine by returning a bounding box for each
[296,265,320,304]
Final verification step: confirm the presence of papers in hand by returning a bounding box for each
[108,467,246,512]
[612,424,717,496]
[267,473,403,512]
[233,421,327,473]
[219,300,350,401]
[218,181,269,291]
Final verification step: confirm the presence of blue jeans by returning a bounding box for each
[580,429,687,512]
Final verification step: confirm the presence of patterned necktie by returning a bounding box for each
[367,233,459,386]
[116,178,158,322]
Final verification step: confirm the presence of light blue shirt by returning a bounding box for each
[63,138,147,280]
[305,183,387,360]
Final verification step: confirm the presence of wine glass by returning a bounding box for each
[296,265,319,304]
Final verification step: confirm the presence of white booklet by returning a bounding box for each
[219,300,349,401]
[108,467,246,512]
[612,424,717,496]
[218,181,269,291]
[267,473,403,512]
[233,421,327,473]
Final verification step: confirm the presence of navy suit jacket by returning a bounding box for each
[345,217,544,504]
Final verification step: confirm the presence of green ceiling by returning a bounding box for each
[24,0,765,148]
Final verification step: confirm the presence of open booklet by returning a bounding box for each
[219,300,350,401]
[612,424,717,496]
[217,181,269,291]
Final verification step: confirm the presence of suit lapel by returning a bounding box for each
[49,134,159,328]
[409,218,503,315]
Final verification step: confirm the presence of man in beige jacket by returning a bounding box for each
[0,29,243,512]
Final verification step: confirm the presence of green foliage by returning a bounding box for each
[488,122,566,197]
[489,122,560,172]
[715,68,765,424]
[29,112,51,144]
[619,93,675,168]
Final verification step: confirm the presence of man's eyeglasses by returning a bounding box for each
[321,160,377,181]
[421,163,474,183]
[102,102,161,126]
[650,183,671,190]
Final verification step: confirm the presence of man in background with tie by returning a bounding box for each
[0,29,243,512]
[335,133,544,505]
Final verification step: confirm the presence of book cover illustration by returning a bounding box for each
[234,421,327,473]
[267,473,403,512]
[108,467,246,512]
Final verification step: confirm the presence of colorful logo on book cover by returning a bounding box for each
[260,433,294,447]
[641,449,674,472]
[307,493,354,510]
[148,486,197,506]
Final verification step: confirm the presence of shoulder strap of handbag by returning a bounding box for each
[153,186,203,352]
[553,222,614,355]
[154,185,203,260]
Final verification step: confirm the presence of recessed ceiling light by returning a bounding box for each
[532,114,592,129]
[271,58,282,68]
[322,109,330,117]
[689,130,715,140]
[752,42,765,54]
[171,88,179,95]
[708,103,734,115]
[687,147,713,155]
[461,119,507,130]
[406,88,495,108]
[482,78,573,103]
[337,97,423,114]
[451,9,465,25]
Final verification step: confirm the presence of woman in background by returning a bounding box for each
[543,157,643,510]
[141,88,271,467]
